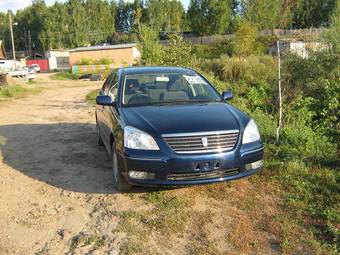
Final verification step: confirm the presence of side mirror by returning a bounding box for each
[96,95,113,106]
[222,90,233,101]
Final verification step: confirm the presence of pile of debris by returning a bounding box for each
[0,73,8,86]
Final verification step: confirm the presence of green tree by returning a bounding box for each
[324,0,340,52]
[238,0,295,30]
[144,0,185,32]
[292,0,337,28]
[15,0,49,51]
[138,25,163,65]
[39,2,68,50]
[187,0,232,35]
[115,0,139,32]
[232,20,258,56]
[0,12,11,53]
[84,0,115,44]
[161,33,192,66]
[65,0,88,48]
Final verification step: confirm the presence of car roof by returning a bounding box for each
[119,66,197,75]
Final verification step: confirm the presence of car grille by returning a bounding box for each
[167,168,239,181]
[162,130,239,154]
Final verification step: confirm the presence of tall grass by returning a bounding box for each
[0,85,41,99]
[50,71,79,80]
[85,89,99,105]
[201,54,277,84]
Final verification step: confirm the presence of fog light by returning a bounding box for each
[128,171,154,179]
[245,160,263,171]
[252,160,263,169]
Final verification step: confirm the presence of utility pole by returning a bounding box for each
[276,39,282,143]
[8,10,16,69]
[23,27,28,56]
[28,30,32,57]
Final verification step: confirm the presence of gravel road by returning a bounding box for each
[0,75,280,255]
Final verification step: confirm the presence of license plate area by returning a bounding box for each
[193,160,221,172]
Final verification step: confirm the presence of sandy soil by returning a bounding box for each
[0,75,280,255]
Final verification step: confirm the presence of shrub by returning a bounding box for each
[279,97,337,163]
[160,33,193,67]
[138,25,163,65]
[201,55,277,85]
[251,108,277,143]
[232,20,258,56]
[94,58,112,65]
[192,39,234,59]
[283,52,340,141]
[77,58,92,65]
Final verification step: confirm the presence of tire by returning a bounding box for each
[112,147,132,191]
[96,121,104,146]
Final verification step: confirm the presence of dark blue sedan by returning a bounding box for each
[96,67,263,191]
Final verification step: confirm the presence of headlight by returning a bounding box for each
[242,119,260,144]
[124,126,159,150]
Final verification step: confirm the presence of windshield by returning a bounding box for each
[122,72,222,106]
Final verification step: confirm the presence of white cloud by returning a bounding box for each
[0,0,31,13]
[0,0,67,13]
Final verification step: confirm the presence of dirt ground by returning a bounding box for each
[0,74,282,255]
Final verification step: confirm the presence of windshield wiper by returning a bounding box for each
[151,100,213,106]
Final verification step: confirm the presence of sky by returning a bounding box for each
[0,0,190,13]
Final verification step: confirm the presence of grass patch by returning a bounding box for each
[116,191,191,254]
[69,233,105,253]
[185,210,218,255]
[0,85,42,100]
[85,89,99,105]
[50,71,79,80]
[117,211,149,255]
[271,161,340,253]
[142,191,190,233]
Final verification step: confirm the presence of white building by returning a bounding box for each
[45,50,70,70]
[269,41,329,58]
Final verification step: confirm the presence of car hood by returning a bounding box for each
[121,103,248,137]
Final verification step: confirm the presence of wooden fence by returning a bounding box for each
[161,28,325,45]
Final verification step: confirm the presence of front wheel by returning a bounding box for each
[112,148,132,192]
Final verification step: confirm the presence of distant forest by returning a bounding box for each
[0,0,338,53]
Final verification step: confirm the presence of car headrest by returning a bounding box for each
[154,82,167,89]
[126,79,139,88]
[160,91,189,101]
[126,79,139,94]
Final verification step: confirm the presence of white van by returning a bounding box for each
[0,60,22,73]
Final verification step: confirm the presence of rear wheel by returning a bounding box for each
[112,147,132,191]
[96,121,104,146]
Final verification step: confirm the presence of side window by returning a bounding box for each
[108,74,119,101]
[102,74,113,95]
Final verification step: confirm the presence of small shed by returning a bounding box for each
[45,50,70,70]
[0,40,7,59]
[68,43,141,67]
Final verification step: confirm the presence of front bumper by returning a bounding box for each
[117,141,264,187]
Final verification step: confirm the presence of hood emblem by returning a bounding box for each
[201,137,208,147]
